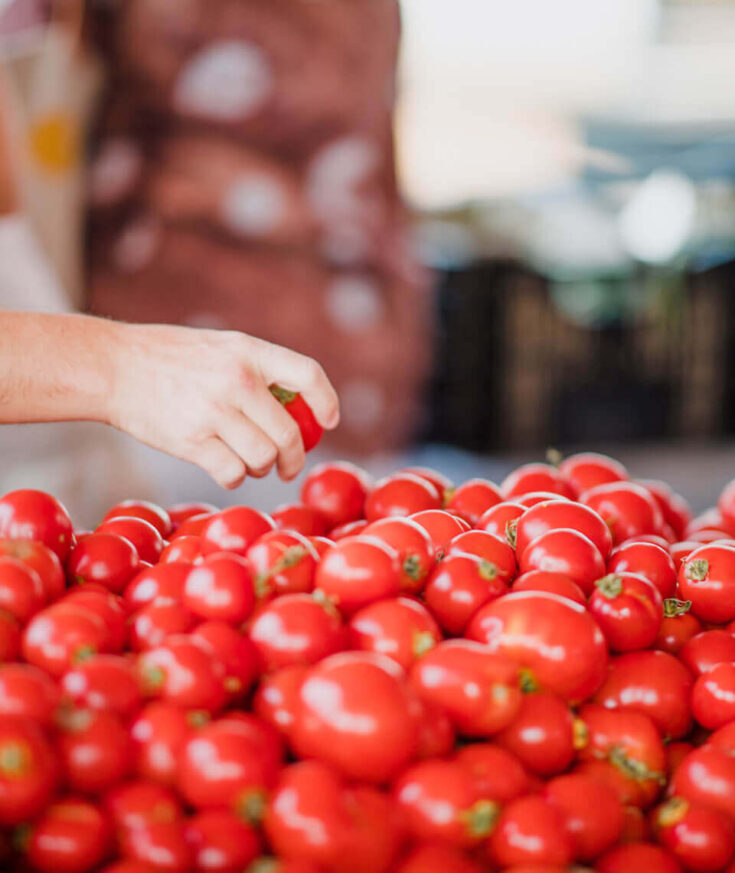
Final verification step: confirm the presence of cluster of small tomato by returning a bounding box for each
[2,453,735,873]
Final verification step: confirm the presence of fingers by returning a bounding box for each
[243,382,306,481]
[257,342,340,430]
[191,437,247,490]
[217,409,277,479]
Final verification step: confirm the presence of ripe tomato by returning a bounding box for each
[308,535,334,558]
[653,796,735,873]
[679,630,735,675]
[679,543,735,624]
[362,516,434,594]
[300,462,372,529]
[247,530,319,598]
[184,809,262,873]
[271,503,328,536]
[447,529,516,579]
[424,552,508,635]
[349,596,440,670]
[138,635,227,713]
[580,481,663,544]
[639,479,691,540]
[401,466,454,499]
[510,570,586,605]
[167,501,218,530]
[0,663,60,726]
[656,603,702,654]
[249,593,345,671]
[409,639,521,737]
[0,608,20,660]
[292,651,419,783]
[596,842,683,873]
[103,499,172,538]
[61,654,142,718]
[594,650,694,740]
[105,780,183,830]
[178,715,283,819]
[673,746,735,821]
[0,556,45,623]
[608,540,677,599]
[495,692,578,777]
[159,534,202,564]
[502,463,573,500]
[329,519,369,539]
[671,541,700,570]
[0,716,59,825]
[486,794,573,868]
[0,488,73,559]
[394,843,484,873]
[558,451,628,496]
[183,552,255,623]
[691,661,735,730]
[253,664,307,739]
[169,511,214,539]
[128,600,196,652]
[130,702,196,785]
[445,478,502,526]
[454,743,531,803]
[59,707,133,793]
[514,499,613,560]
[22,602,111,675]
[96,516,165,564]
[0,538,64,601]
[62,587,127,651]
[718,478,735,535]
[269,385,323,452]
[410,510,469,559]
[588,572,663,652]
[192,621,259,699]
[394,759,498,847]
[543,773,624,861]
[477,501,526,542]
[200,506,275,556]
[314,536,401,616]
[26,797,112,873]
[518,528,605,595]
[124,561,190,613]
[467,591,608,702]
[66,532,140,594]
[119,819,192,873]
[365,473,442,522]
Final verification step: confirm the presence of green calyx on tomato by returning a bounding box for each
[595,574,624,599]
[663,598,693,617]
[236,788,267,825]
[656,796,690,828]
[685,559,709,581]
[460,799,500,838]
[608,745,666,787]
[0,741,30,778]
[269,385,298,406]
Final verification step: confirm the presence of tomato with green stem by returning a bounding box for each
[410,510,469,559]
[269,385,323,452]
[314,536,401,616]
[454,743,531,803]
[653,796,735,873]
[349,596,440,671]
[247,530,319,598]
[362,516,434,594]
[588,571,663,652]
[678,543,735,624]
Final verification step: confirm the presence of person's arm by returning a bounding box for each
[0,311,340,487]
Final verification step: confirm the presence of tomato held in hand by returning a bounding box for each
[270,385,323,452]
[0,488,74,559]
[678,543,735,624]
[588,571,663,652]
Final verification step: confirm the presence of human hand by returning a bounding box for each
[106,322,339,488]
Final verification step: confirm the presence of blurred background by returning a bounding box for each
[1,0,734,523]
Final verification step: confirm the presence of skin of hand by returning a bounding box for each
[0,313,340,488]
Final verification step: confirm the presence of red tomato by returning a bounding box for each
[99,864,164,873]
[580,481,663,544]
[401,466,454,499]
[608,540,677,599]
[159,535,202,564]
[502,463,574,500]
[454,743,531,803]
[26,797,112,873]
[0,556,45,622]
[349,596,440,670]
[670,540,699,570]
[247,530,319,598]
[410,510,469,559]
[718,478,735,535]
[679,629,735,675]
[596,842,683,873]
[96,516,165,564]
[653,796,735,873]
[178,715,283,819]
[656,604,702,654]
[496,692,578,777]
[362,516,434,594]
[291,651,419,783]
[446,529,516,579]
[300,462,372,529]
[130,702,195,786]
[673,746,735,821]
[515,500,613,560]
[119,820,192,873]
[409,639,521,737]
[365,473,442,522]
[170,512,214,539]
[0,488,73,559]
[200,506,276,556]
[0,537,64,603]
[183,552,255,623]
[128,600,196,652]
[414,699,456,760]
[103,500,172,538]
[59,708,133,793]
[137,635,227,713]
[477,501,526,542]
[105,780,183,830]
[518,528,605,595]
[691,661,735,730]
[0,716,59,825]
[192,621,259,699]
[0,608,19,660]
[314,536,401,616]
[184,809,262,873]
[0,663,60,726]
[62,587,127,651]
[61,654,142,718]
[510,570,586,605]
[66,532,140,594]
[271,503,329,536]
[124,561,190,613]
[467,591,608,702]
[329,519,369,539]
[709,721,735,756]
[308,535,334,558]
[22,602,112,675]
[394,759,498,847]
[445,478,503,526]
[543,773,624,861]
[588,572,663,652]
[253,664,307,739]
[558,451,628,496]
[424,552,508,635]
[679,543,735,624]
[639,479,692,540]
[486,794,573,868]
[249,593,345,671]
[394,843,484,873]
[167,501,218,530]
[270,385,323,452]
[594,650,694,740]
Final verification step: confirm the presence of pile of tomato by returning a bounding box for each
[2,453,735,873]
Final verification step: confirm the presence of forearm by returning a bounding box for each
[0,311,119,424]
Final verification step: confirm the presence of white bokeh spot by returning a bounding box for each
[220,174,287,237]
[324,275,384,333]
